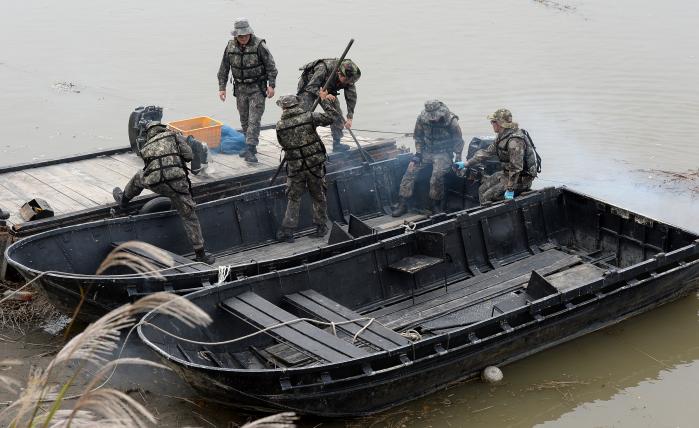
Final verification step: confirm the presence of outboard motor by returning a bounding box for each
[128,105,164,154]
[465,136,500,181]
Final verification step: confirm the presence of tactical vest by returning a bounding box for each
[421,114,460,153]
[139,130,188,189]
[227,36,266,84]
[276,108,327,176]
[298,59,342,95]
[495,129,540,177]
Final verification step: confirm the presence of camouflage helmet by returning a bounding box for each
[488,108,517,129]
[231,18,253,37]
[276,94,300,109]
[423,99,450,121]
[338,59,361,84]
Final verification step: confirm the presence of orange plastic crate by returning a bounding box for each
[167,116,223,149]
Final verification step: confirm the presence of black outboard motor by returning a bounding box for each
[127,106,208,175]
[465,136,500,181]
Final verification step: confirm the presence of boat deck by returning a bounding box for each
[0,128,382,227]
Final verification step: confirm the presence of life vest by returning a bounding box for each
[275,107,327,176]
[495,128,541,177]
[297,58,348,96]
[420,113,460,153]
[226,36,266,84]
[139,130,188,190]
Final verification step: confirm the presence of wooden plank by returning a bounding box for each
[221,291,367,363]
[547,263,604,292]
[285,289,410,351]
[1,171,88,214]
[24,166,113,205]
[379,253,582,330]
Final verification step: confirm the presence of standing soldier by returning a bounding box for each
[274,93,335,243]
[455,108,540,203]
[296,58,361,152]
[217,18,278,163]
[112,121,215,265]
[392,100,464,216]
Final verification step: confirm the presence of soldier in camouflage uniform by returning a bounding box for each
[296,58,361,152]
[274,94,335,243]
[392,100,464,216]
[455,108,539,203]
[112,121,215,265]
[217,18,278,163]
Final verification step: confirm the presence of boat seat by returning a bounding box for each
[284,289,411,352]
[220,291,369,363]
[387,231,446,303]
[110,241,212,274]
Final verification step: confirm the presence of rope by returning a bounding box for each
[400,329,422,341]
[216,265,233,286]
[402,222,417,233]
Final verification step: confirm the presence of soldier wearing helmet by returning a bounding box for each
[455,108,540,203]
[217,18,278,163]
[392,100,464,216]
[296,58,362,152]
[112,121,215,265]
[274,93,336,242]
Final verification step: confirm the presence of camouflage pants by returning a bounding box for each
[398,152,453,201]
[281,167,328,229]
[299,92,345,144]
[478,171,535,203]
[235,83,266,147]
[123,172,205,250]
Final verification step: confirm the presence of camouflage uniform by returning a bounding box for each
[217,20,277,154]
[465,109,538,203]
[121,125,206,252]
[296,59,361,148]
[394,100,464,214]
[275,95,334,239]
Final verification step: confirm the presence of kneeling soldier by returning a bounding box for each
[112,121,215,264]
[275,93,335,242]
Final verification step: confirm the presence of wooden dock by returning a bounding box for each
[0,128,387,228]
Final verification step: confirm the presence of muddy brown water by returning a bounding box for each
[1,0,698,426]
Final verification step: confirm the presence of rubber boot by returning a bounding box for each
[112,187,129,210]
[276,227,295,243]
[194,248,215,265]
[391,198,408,217]
[244,145,258,163]
[310,223,329,238]
[333,140,351,152]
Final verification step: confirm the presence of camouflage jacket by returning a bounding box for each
[217,36,278,90]
[140,130,192,190]
[276,106,334,176]
[414,113,464,161]
[466,127,538,189]
[297,59,358,118]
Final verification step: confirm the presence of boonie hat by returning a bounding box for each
[232,18,254,37]
[423,99,449,121]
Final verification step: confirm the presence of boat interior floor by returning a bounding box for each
[170,245,611,370]
[214,212,428,267]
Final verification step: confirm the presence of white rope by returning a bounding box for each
[400,329,422,341]
[139,315,390,347]
[402,221,416,233]
[216,265,233,286]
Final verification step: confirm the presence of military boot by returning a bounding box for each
[310,223,329,238]
[276,227,295,243]
[391,198,408,217]
[333,140,351,152]
[194,248,216,265]
[244,145,258,163]
[112,187,129,210]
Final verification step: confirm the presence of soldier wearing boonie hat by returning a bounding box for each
[274,92,336,243]
[217,18,278,163]
[391,100,465,217]
[455,108,541,203]
[296,58,362,152]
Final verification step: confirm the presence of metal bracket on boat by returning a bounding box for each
[398,354,412,366]
[279,377,292,391]
[434,343,447,356]
[320,371,332,385]
[361,362,374,376]
[468,332,480,344]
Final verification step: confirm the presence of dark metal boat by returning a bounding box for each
[5,151,485,321]
[137,187,699,417]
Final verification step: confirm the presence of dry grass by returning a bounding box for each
[0,282,62,333]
